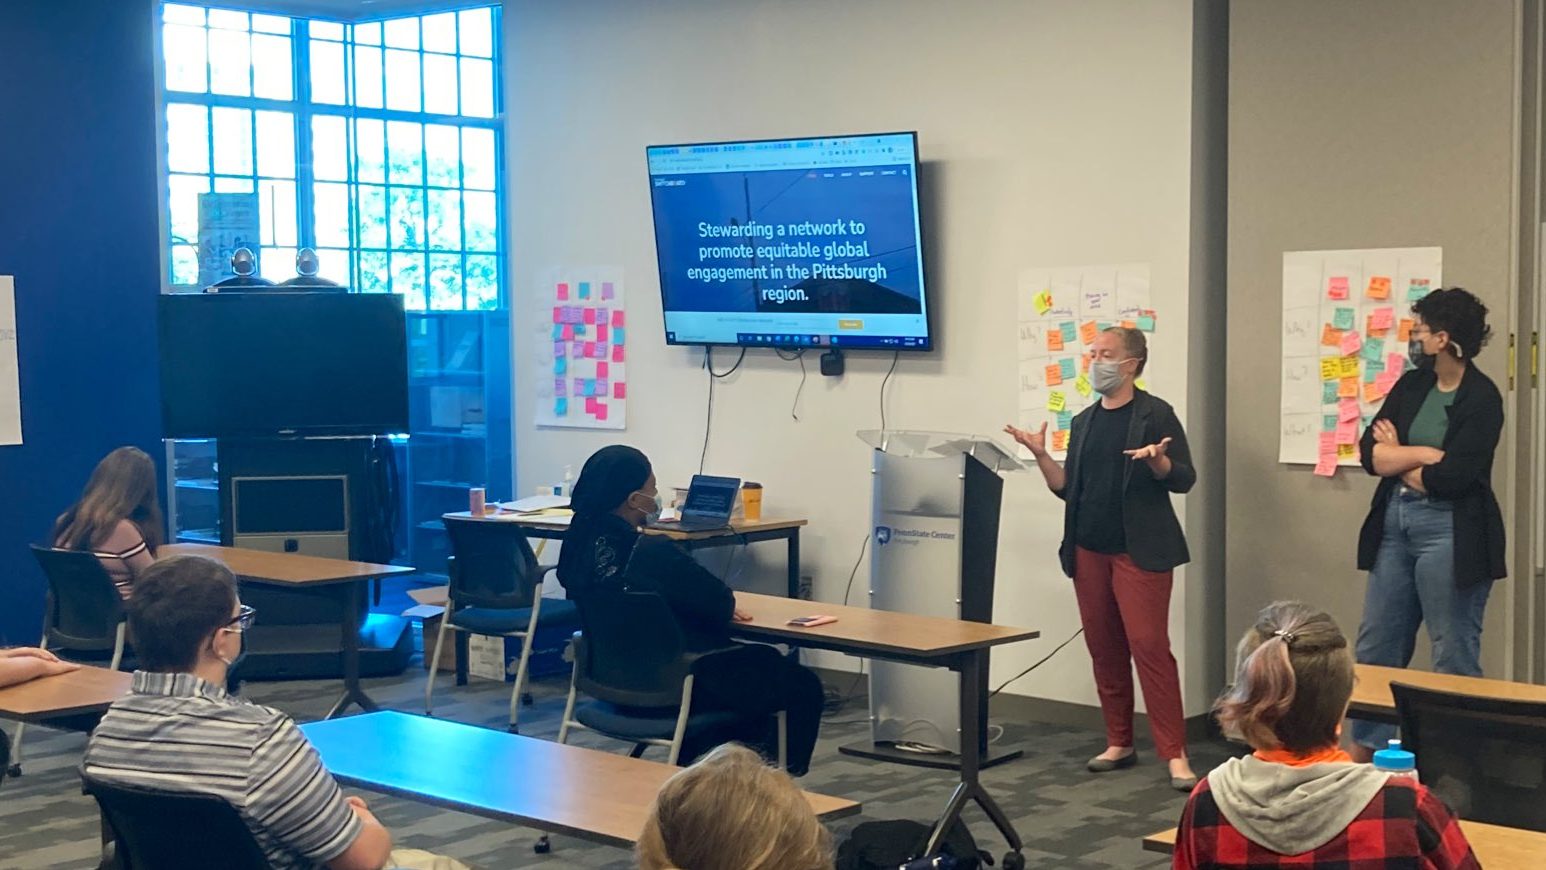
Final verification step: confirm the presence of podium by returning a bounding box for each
[840,430,1024,770]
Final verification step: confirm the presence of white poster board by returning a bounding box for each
[0,276,19,445]
[1279,247,1441,472]
[533,266,627,430]
[1016,263,1156,458]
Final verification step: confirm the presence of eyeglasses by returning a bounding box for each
[222,604,257,633]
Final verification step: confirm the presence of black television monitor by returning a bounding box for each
[646,131,933,350]
[159,292,409,438]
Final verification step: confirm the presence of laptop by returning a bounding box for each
[653,474,741,532]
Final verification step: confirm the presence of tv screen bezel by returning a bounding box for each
[157,291,410,439]
[645,130,934,353]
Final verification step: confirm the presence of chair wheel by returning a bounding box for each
[5,764,19,778]
[533,835,551,854]
[521,692,534,706]
[1002,850,1025,870]
[507,724,520,734]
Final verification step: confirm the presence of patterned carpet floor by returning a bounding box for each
[0,653,1239,869]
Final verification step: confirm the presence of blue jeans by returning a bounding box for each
[1352,487,1493,749]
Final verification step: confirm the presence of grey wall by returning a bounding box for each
[1227,0,1521,673]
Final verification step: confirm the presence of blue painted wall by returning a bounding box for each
[0,0,163,643]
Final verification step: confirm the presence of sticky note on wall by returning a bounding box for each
[1367,276,1392,299]
[1047,391,1067,412]
[1327,276,1350,300]
[1045,364,1064,387]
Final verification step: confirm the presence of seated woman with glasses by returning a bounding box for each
[557,445,824,775]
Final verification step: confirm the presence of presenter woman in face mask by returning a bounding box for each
[1004,327,1198,790]
[1350,287,1504,762]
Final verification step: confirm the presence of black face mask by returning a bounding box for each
[1408,338,1435,368]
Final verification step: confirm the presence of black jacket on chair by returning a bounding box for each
[1357,363,1506,587]
[1055,389,1195,577]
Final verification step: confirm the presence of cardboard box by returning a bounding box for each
[405,585,571,680]
[403,586,457,673]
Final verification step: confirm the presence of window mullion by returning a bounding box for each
[293,19,316,254]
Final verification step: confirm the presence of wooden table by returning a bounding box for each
[1143,820,1546,866]
[162,543,417,719]
[0,664,130,724]
[1348,663,1546,724]
[446,511,809,599]
[300,711,860,848]
[729,591,1039,859]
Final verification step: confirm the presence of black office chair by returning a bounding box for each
[83,776,270,869]
[557,592,785,768]
[10,546,132,776]
[0,731,10,790]
[1391,681,1546,832]
[425,516,580,732]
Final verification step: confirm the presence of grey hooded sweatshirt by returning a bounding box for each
[1206,756,1394,855]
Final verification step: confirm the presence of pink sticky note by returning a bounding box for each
[584,341,596,358]
[1338,330,1362,357]
[583,397,596,414]
[1328,276,1350,300]
[612,344,626,363]
[1314,454,1339,477]
[1335,421,1357,445]
[552,306,564,323]
[1386,353,1406,374]
[611,310,625,327]
[1318,432,1335,454]
[596,324,609,343]
[1375,371,1399,396]
[601,282,615,300]
[597,362,609,378]
[1338,399,1360,423]
[595,402,609,422]
[613,382,626,399]
[557,283,569,300]
[583,308,597,325]
[561,324,574,340]
[1370,307,1395,330]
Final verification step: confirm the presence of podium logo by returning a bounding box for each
[874,526,892,546]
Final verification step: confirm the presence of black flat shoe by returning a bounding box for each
[1087,751,1138,772]
[1170,774,1199,792]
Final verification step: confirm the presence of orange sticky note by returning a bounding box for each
[1079,321,1099,345]
[1367,276,1392,299]
[1120,320,1137,329]
[1365,315,1389,338]
[1047,330,1064,352]
[1051,430,1069,452]
[1044,363,1064,386]
[1363,382,1382,403]
[1397,319,1413,342]
[1320,324,1343,347]
[1338,376,1358,398]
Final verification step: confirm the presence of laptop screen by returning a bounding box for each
[684,475,740,518]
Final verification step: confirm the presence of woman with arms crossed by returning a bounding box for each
[1005,327,1198,790]
[1352,288,1504,761]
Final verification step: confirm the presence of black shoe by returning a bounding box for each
[1087,751,1138,772]
[1170,774,1199,792]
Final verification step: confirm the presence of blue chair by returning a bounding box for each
[425,516,579,732]
[557,592,785,767]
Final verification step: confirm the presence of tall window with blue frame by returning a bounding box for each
[158,3,512,574]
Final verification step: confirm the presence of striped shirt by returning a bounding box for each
[82,672,362,869]
[57,519,154,599]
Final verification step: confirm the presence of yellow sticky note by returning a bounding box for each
[1047,391,1066,413]
[1034,290,1053,315]
[1339,356,1360,378]
[1075,373,1092,397]
[1320,358,1341,381]
[1337,443,1356,459]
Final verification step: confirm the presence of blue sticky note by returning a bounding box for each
[1097,321,1112,332]
[1362,365,1379,384]
[574,323,587,337]
[1361,338,1384,363]
[1058,358,1076,379]
[1362,414,1374,430]
[613,327,626,346]
[555,398,568,416]
[552,324,564,340]
[578,281,591,298]
[1333,308,1355,330]
[1323,414,1337,432]
[585,379,597,397]
[1056,410,1073,430]
[1322,381,1338,403]
[1059,322,1076,342]
[554,357,567,375]
[1137,314,1156,332]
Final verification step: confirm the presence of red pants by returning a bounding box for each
[1073,547,1187,759]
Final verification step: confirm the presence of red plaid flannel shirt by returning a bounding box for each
[1173,776,1479,869]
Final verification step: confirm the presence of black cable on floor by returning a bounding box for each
[988,628,1085,698]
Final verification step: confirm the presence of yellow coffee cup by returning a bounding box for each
[741,482,763,521]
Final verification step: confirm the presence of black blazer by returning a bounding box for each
[1056,389,1195,577]
[1357,364,1506,586]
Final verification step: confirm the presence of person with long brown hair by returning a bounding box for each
[52,446,163,599]
[636,743,832,870]
[1172,602,1477,869]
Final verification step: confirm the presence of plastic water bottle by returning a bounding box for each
[560,464,574,497]
[1373,738,1418,782]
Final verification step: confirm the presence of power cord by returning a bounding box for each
[774,347,807,421]
[699,346,748,475]
[879,349,900,431]
[822,531,872,714]
[988,628,1084,698]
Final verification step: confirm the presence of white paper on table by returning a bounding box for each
[0,276,20,446]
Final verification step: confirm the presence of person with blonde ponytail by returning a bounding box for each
[1173,602,1477,869]
[636,743,832,870]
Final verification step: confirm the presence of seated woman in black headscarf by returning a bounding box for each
[557,445,823,775]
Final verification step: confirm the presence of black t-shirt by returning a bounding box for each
[1074,401,1134,554]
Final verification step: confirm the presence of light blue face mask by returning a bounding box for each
[634,491,663,525]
